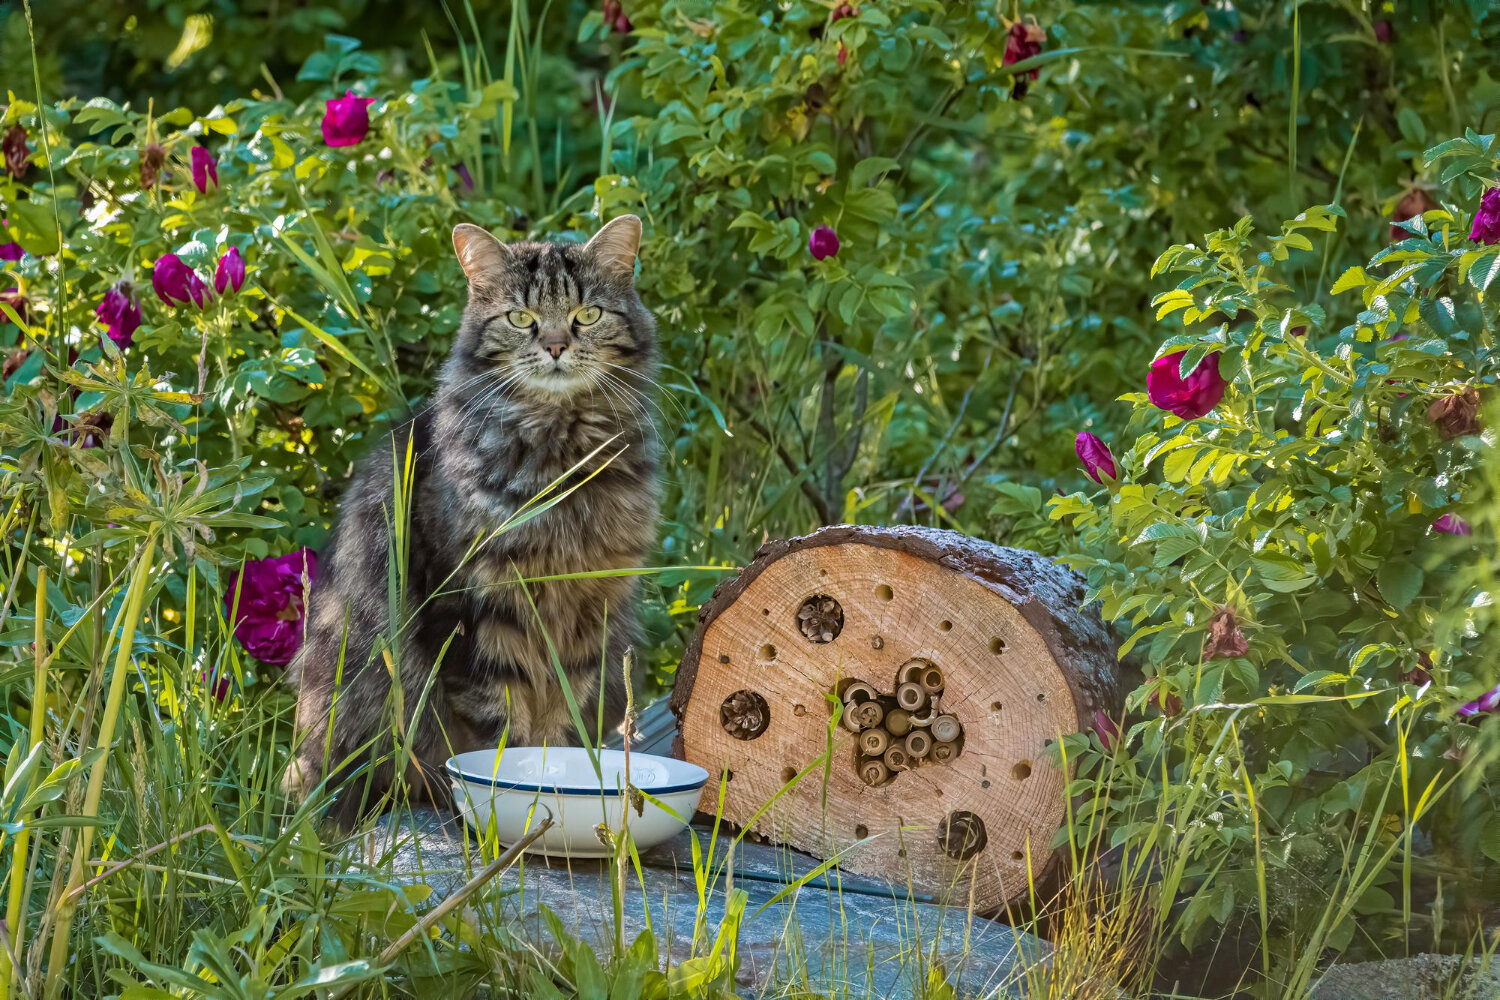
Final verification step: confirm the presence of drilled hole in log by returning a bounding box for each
[718,654,730,664]
[855,824,868,839]
[938,619,953,631]
[760,643,777,661]
[793,703,806,717]
[780,766,797,784]
[1035,692,1046,702]
[990,701,1003,712]
[990,636,1006,654]
[871,635,884,649]
[1012,760,1032,780]
[875,584,893,601]
[1011,850,1024,861]
[938,810,988,862]
[721,690,770,741]
[797,594,844,643]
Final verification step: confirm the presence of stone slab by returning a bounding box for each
[369,808,1046,998]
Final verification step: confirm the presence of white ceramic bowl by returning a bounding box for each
[446,746,709,858]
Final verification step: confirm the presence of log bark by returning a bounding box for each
[669,524,1121,913]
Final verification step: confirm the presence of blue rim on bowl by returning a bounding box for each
[445,747,709,798]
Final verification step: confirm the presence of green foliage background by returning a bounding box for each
[2,0,1499,993]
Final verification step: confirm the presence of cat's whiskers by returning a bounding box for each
[595,371,651,445]
[450,364,527,425]
[593,358,686,425]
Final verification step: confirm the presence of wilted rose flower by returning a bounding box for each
[1203,606,1249,660]
[809,224,839,260]
[2,348,29,379]
[1148,684,1183,717]
[322,90,376,147]
[1390,188,1437,241]
[191,145,218,194]
[151,253,210,308]
[1457,684,1500,719]
[225,548,318,666]
[0,289,25,325]
[1092,709,1120,752]
[1003,21,1046,97]
[1148,350,1227,419]
[1374,20,1394,43]
[1075,432,1117,483]
[3,124,29,178]
[831,3,857,22]
[96,285,142,349]
[214,247,246,294]
[1401,652,1433,686]
[1427,386,1482,439]
[1433,513,1472,536]
[140,142,166,190]
[1470,188,1500,245]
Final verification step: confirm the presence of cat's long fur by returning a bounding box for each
[283,216,659,826]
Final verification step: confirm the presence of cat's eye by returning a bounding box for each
[507,310,536,328]
[573,305,602,327]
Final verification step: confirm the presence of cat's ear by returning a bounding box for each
[452,224,510,285]
[584,214,641,279]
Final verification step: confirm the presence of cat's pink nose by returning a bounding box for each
[545,342,566,359]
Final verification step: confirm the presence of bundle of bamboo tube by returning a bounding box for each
[840,659,964,787]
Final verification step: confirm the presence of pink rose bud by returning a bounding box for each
[809,224,840,260]
[1092,709,1120,753]
[151,253,210,308]
[837,42,848,66]
[191,145,218,194]
[215,247,246,294]
[96,285,142,349]
[322,90,376,148]
[1074,432,1117,483]
[1373,20,1394,43]
[1433,513,1472,536]
[1147,350,1227,420]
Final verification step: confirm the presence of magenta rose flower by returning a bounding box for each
[96,285,142,349]
[1148,350,1227,420]
[225,548,318,666]
[1457,684,1500,718]
[215,247,246,294]
[0,217,22,262]
[1470,188,1500,245]
[809,224,839,260]
[1433,513,1472,536]
[322,91,376,147]
[1075,432,1117,483]
[152,253,210,308]
[191,145,218,194]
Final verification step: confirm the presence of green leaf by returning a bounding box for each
[1377,561,1423,609]
[6,200,61,256]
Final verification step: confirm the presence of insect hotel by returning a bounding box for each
[670,525,1122,912]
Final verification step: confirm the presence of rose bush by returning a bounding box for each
[999,142,1500,971]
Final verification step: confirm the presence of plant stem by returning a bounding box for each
[0,567,45,999]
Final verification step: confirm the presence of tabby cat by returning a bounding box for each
[283,216,660,826]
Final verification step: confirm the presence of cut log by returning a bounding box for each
[669,524,1121,913]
